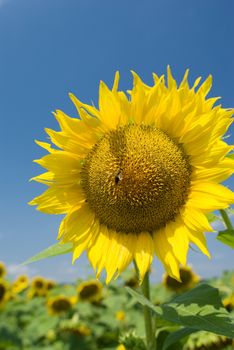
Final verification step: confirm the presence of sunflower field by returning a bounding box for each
[0,260,233,350]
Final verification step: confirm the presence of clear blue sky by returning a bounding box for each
[0,0,233,282]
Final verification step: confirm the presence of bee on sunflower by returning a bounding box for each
[30,67,234,283]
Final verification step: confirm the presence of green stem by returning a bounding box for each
[219,209,234,230]
[141,271,156,350]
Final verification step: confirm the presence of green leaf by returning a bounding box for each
[126,284,234,338]
[226,207,234,216]
[217,230,234,249]
[227,153,234,159]
[0,323,22,348]
[22,242,73,264]
[162,327,197,350]
[206,212,220,223]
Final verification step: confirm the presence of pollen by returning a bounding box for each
[81,124,191,234]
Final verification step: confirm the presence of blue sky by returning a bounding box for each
[0,0,233,282]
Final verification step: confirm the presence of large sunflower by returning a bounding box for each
[30,68,234,283]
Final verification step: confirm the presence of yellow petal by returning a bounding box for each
[187,230,211,258]
[167,65,177,90]
[130,71,147,124]
[29,185,84,214]
[88,225,109,273]
[165,219,189,266]
[192,166,234,183]
[34,151,82,172]
[115,233,135,276]
[134,232,153,282]
[112,71,120,91]
[197,75,212,97]
[30,171,54,185]
[181,207,213,232]
[73,234,91,262]
[153,229,180,281]
[188,182,234,210]
[61,203,95,242]
[72,219,101,262]
[35,140,55,153]
[69,93,100,119]
[98,81,121,128]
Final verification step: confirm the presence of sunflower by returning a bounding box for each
[124,275,139,289]
[163,266,200,293]
[63,324,91,337]
[46,279,56,290]
[223,294,234,312]
[29,276,47,297]
[0,262,6,279]
[11,274,29,294]
[0,280,9,308]
[184,330,232,350]
[117,345,127,350]
[27,289,41,299]
[30,68,234,283]
[115,310,126,321]
[77,280,103,302]
[47,295,76,315]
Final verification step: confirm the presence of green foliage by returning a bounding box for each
[120,330,146,350]
[0,271,233,350]
[206,212,221,223]
[217,229,234,249]
[126,284,234,338]
[162,327,196,350]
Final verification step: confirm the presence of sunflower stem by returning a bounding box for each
[141,271,156,350]
[219,209,234,231]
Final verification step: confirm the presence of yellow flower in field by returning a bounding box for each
[124,275,139,289]
[0,262,6,279]
[73,325,91,337]
[29,276,48,297]
[30,68,234,282]
[163,266,200,293]
[223,294,234,312]
[117,345,127,350]
[31,276,46,289]
[11,275,29,294]
[0,280,9,308]
[115,310,126,321]
[77,280,103,302]
[184,330,231,350]
[46,279,56,290]
[27,289,41,299]
[47,295,77,315]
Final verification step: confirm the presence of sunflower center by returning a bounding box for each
[166,269,193,290]
[52,298,71,312]
[79,284,99,299]
[34,280,44,289]
[81,124,191,234]
[0,285,6,300]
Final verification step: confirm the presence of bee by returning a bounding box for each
[115,169,123,184]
